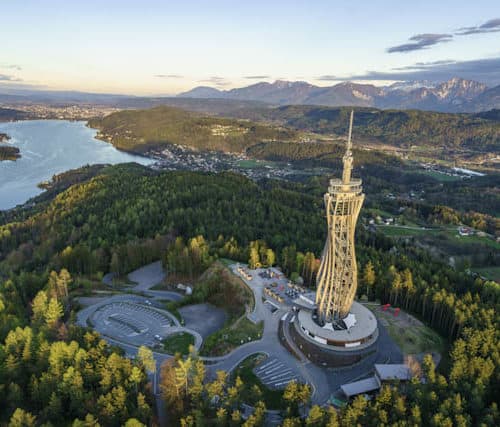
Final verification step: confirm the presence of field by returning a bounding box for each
[237,159,275,169]
[377,225,432,237]
[232,354,286,410]
[474,266,500,282]
[379,225,500,250]
[450,233,500,251]
[162,332,195,355]
[200,317,263,356]
[414,170,463,182]
[368,303,445,356]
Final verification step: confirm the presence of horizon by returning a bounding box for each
[1,1,500,95]
[0,76,488,99]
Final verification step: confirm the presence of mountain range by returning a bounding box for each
[178,77,500,113]
[1,78,499,114]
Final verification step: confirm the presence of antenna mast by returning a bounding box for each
[342,110,354,184]
[347,109,354,153]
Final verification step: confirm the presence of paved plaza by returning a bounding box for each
[179,303,227,338]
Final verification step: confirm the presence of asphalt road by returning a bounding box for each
[81,261,404,410]
[203,266,332,404]
[203,265,404,405]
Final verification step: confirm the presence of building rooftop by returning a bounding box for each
[292,292,316,310]
[340,376,380,398]
[375,364,412,381]
[298,301,378,343]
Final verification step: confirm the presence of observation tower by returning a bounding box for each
[315,110,365,324]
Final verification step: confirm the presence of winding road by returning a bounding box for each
[79,261,403,409]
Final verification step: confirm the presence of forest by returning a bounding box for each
[0,145,20,161]
[0,163,498,425]
[230,105,500,152]
[87,106,300,154]
[87,104,500,156]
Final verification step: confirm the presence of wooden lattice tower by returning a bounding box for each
[315,110,365,322]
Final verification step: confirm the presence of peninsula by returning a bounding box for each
[0,132,11,142]
[0,145,20,161]
[0,132,20,160]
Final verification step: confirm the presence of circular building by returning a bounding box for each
[289,301,378,367]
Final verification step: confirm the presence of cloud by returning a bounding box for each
[387,18,500,54]
[155,74,183,78]
[316,75,339,81]
[343,56,500,86]
[244,75,270,79]
[198,76,232,87]
[456,18,500,35]
[392,59,456,71]
[387,33,452,53]
[0,63,22,71]
[0,73,22,82]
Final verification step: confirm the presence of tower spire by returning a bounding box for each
[342,110,354,184]
[347,109,353,153]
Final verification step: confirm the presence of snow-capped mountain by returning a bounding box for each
[178,78,497,112]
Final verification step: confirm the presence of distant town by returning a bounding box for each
[0,103,119,120]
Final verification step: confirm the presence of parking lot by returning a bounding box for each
[178,303,227,338]
[252,268,309,307]
[89,301,176,347]
[253,356,303,389]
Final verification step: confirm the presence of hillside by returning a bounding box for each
[87,104,500,159]
[0,163,498,426]
[229,106,500,152]
[466,85,500,112]
[0,107,32,122]
[88,105,300,153]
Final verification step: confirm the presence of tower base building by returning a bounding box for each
[291,300,378,367]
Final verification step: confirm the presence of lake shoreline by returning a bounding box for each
[0,146,21,161]
[0,119,153,210]
[0,132,11,142]
[84,121,156,161]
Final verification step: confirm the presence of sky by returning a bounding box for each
[1,0,499,95]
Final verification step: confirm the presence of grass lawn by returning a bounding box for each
[232,354,286,409]
[162,332,195,355]
[237,159,274,169]
[385,322,445,355]
[415,170,462,182]
[370,304,445,355]
[200,317,263,356]
[447,233,500,251]
[159,300,184,324]
[218,257,237,267]
[110,275,137,288]
[474,266,500,282]
[378,225,433,237]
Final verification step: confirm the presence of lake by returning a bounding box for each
[0,120,153,210]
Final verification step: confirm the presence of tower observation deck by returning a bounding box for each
[315,110,365,323]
